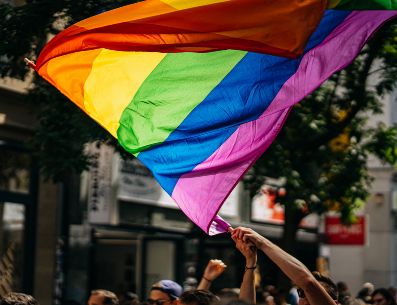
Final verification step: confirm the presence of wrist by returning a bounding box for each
[202,276,212,282]
[259,238,269,251]
[245,258,257,267]
[244,265,257,271]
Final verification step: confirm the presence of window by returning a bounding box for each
[0,149,30,194]
[0,202,26,293]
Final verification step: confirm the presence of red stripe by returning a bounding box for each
[36,0,326,68]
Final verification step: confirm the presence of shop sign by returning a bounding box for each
[324,215,365,245]
[117,157,179,209]
[87,142,116,224]
[116,156,241,218]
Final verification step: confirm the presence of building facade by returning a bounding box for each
[0,77,61,305]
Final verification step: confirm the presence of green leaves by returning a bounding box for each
[365,123,397,165]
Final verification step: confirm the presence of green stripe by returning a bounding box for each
[117,50,246,155]
[333,0,397,9]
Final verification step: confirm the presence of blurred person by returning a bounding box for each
[88,290,119,305]
[357,288,372,304]
[224,301,252,305]
[120,292,140,305]
[337,281,351,305]
[289,285,299,305]
[387,287,397,303]
[363,283,375,296]
[180,289,220,305]
[217,289,240,305]
[184,266,199,291]
[148,280,182,305]
[262,285,288,305]
[276,288,289,305]
[231,227,338,305]
[264,295,276,305]
[372,288,397,305]
[348,299,366,305]
[0,293,38,305]
[198,259,227,291]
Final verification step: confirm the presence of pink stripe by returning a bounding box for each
[172,10,397,235]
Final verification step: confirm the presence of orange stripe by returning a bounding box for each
[36,0,326,68]
[38,49,102,112]
[77,0,176,29]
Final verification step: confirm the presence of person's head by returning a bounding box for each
[88,290,119,305]
[337,282,349,294]
[357,288,371,303]
[216,288,239,305]
[337,281,351,305]
[363,283,375,295]
[180,290,220,305]
[120,292,139,305]
[387,287,397,302]
[264,295,276,305]
[372,288,397,305]
[148,280,182,305]
[0,293,38,305]
[297,272,338,305]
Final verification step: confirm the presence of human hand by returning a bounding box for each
[231,227,266,249]
[203,259,227,281]
[233,237,257,267]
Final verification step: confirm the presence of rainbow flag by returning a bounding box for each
[32,0,397,235]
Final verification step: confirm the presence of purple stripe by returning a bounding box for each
[172,10,397,235]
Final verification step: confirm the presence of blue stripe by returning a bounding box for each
[138,10,351,194]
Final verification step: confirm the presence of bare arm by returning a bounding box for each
[197,259,227,290]
[232,236,257,304]
[231,227,335,305]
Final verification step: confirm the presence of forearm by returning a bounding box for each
[239,254,257,304]
[259,240,335,305]
[259,239,311,288]
[197,277,212,290]
[239,268,256,304]
[198,259,227,291]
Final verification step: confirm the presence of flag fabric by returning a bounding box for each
[36,0,328,63]
[33,0,397,235]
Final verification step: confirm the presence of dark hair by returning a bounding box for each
[337,282,349,292]
[372,288,397,305]
[180,290,220,305]
[0,292,39,305]
[223,300,252,305]
[91,289,119,305]
[312,271,338,301]
[357,288,371,300]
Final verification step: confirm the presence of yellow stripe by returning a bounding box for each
[44,49,102,112]
[161,0,229,10]
[83,50,166,138]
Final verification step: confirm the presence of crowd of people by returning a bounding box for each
[1,227,396,305]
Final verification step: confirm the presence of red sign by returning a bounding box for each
[325,215,365,245]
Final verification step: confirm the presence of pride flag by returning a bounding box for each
[32,0,397,235]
